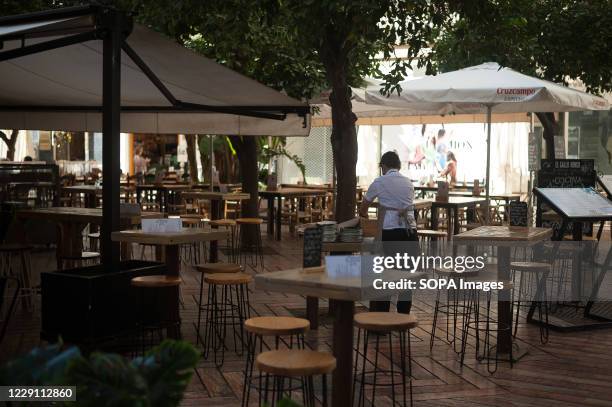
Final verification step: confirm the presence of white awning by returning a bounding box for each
[0,11,310,136]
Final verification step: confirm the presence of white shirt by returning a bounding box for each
[365,169,416,230]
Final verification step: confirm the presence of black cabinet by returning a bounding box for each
[41,260,166,344]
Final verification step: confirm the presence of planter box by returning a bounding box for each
[41,260,166,344]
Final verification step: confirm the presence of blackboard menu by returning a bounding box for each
[303,227,323,268]
[509,201,528,226]
[537,159,596,188]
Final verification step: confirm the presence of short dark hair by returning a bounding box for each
[380,151,401,169]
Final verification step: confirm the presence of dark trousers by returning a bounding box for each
[370,228,419,314]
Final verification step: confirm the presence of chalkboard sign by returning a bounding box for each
[303,227,323,268]
[509,201,528,226]
[537,159,596,188]
[536,159,596,235]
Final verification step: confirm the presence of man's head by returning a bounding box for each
[379,151,401,174]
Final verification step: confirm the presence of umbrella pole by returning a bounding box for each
[485,105,492,222]
[210,135,214,192]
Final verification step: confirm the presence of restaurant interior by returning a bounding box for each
[1,4,612,407]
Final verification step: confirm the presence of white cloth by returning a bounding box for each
[365,169,417,230]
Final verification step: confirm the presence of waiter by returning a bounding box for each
[359,151,418,314]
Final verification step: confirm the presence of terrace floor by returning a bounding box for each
[2,230,612,406]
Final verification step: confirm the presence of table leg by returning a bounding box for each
[165,244,181,339]
[57,222,85,270]
[209,238,219,263]
[497,246,513,354]
[306,296,319,329]
[267,197,275,235]
[331,299,355,407]
[275,196,282,241]
[453,207,460,235]
[431,206,439,230]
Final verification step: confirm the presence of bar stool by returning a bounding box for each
[242,316,310,407]
[460,280,514,374]
[0,244,34,311]
[194,262,242,348]
[417,230,448,270]
[236,218,264,269]
[200,271,252,367]
[210,219,238,262]
[430,268,479,353]
[353,312,418,407]
[131,275,182,355]
[256,349,335,407]
[510,261,551,344]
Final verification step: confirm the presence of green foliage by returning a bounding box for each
[0,340,199,407]
[258,137,306,183]
[432,1,612,94]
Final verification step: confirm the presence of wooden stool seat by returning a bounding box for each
[434,267,479,278]
[510,261,551,273]
[354,312,418,332]
[205,272,252,285]
[417,229,447,238]
[131,275,182,288]
[236,217,264,225]
[195,263,242,274]
[210,219,237,227]
[245,316,309,336]
[256,349,336,377]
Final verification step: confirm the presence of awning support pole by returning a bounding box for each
[210,135,214,192]
[485,104,492,223]
[101,10,122,268]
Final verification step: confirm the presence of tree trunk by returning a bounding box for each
[185,134,199,183]
[328,71,358,222]
[230,136,260,245]
[0,129,19,161]
[536,112,558,161]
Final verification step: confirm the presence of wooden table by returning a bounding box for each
[111,228,229,272]
[17,207,154,269]
[414,184,483,198]
[182,191,250,220]
[259,188,327,240]
[136,184,191,212]
[255,268,425,407]
[454,226,552,358]
[112,228,228,338]
[62,185,102,208]
[430,197,486,237]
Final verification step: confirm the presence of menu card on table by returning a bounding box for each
[142,218,182,233]
[509,201,529,226]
